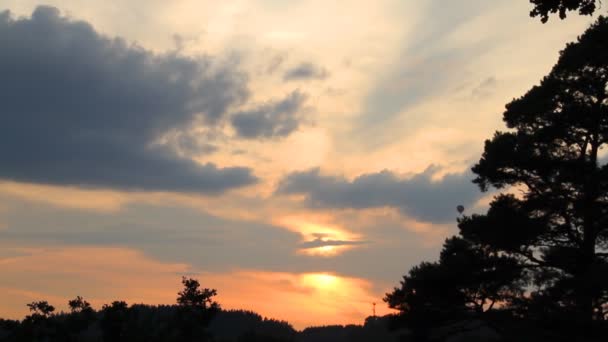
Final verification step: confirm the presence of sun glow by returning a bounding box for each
[275,215,362,257]
[276,216,353,238]
[0,246,394,329]
[302,273,340,291]
[298,244,355,257]
[319,245,334,252]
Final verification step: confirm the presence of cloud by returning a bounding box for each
[471,76,498,98]
[277,166,481,223]
[0,6,256,193]
[161,130,220,157]
[0,188,447,285]
[265,53,287,75]
[351,1,508,149]
[283,62,328,81]
[299,237,367,249]
[0,196,302,271]
[231,90,308,139]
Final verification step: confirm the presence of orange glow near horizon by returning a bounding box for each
[212,270,394,328]
[0,246,394,329]
[302,273,340,290]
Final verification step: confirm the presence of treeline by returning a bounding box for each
[0,277,406,342]
[383,10,608,342]
[0,277,220,341]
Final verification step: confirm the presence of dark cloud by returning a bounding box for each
[283,62,328,81]
[277,166,481,223]
[164,130,220,156]
[175,135,219,155]
[0,6,257,193]
[231,90,307,139]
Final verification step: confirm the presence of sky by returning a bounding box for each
[0,0,599,329]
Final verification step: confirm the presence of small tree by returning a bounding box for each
[22,301,57,339]
[66,296,95,334]
[176,277,219,341]
[100,301,129,341]
[177,276,218,310]
[26,301,55,319]
[68,295,92,314]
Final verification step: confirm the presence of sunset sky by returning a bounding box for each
[0,0,599,329]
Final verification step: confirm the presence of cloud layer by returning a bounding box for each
[0,6,256,193]
[277,166,481,223]
[0,188,443,285]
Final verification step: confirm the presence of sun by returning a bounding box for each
[303,273,339,291]
[318,245,335,254]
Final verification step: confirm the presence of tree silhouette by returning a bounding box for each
[177,276,219,310]
[469,15,608,330]
[66,295,95,336]
[1,278,403,341]
[25,301,55,320]
[101,301,129,341]
[385,15,608,341]
[68,295,92,314]
[175,277,219,341]
[530,0,598,22]
[438,237,525,313]
[21,301,57,340]
[385,236,524,338]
